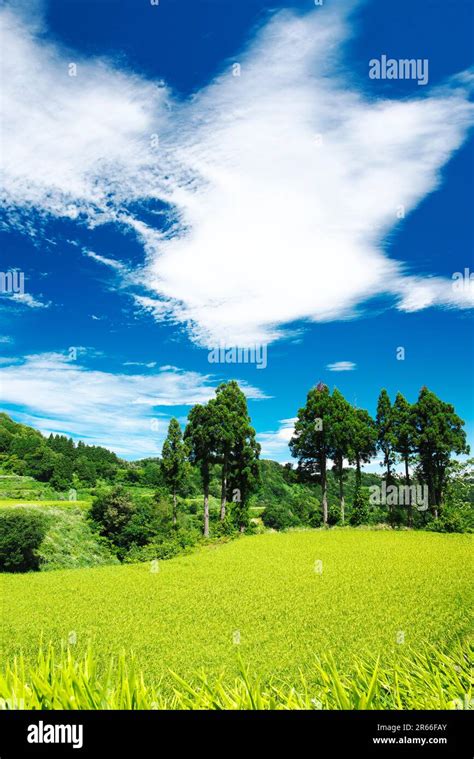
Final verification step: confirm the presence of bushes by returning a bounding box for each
[123,529,199,564]
[349,488,370,526]
[90,488,201,562]
[261,491,322,530]
[0,508,48,572]
[261,502,300,530]
[0,506,118,573]
[426,503,474,534]
[89,486,135,544]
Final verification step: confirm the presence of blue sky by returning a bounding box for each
[0,0,473,463]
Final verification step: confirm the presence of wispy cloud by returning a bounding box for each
[84,250,128,273]
[7,293,50,309]
[326,361,356,372]
[0,352,266,457]
[1,1,473,349]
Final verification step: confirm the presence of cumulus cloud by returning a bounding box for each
[0,353,266,457]
[1,1,473,348]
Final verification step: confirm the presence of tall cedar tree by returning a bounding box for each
[184,404,217,537]
[347,408,377,513]
[412,387,469,517]
[329,388,353,524]
[376,389,396,485]
[211,381,254,521]
[160,418,188,526]
[228,435,261,532]
[290,382,332,525]
[391,393,416,526]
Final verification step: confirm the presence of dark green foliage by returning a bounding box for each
[290,382,333,524]
[185,403,217,537]
[0,508,48,572]
[211,381,260,524]
[329,388,353,525]
[262,502,301,530]
[412,387,469,516]
[426,459,474,533]
[161,418,188,525]
[0,414,125,489]
[89,487,135,544]
[350,488,370,526]
[185,382,260,536]
[121,495,173,549]
[376,389,396,485]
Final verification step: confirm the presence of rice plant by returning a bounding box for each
[0,640,471,710]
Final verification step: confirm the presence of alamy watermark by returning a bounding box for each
[452,268,474,292]
[0,270,25,296]
[208,343,267,370]
[369,482,428,511]
[369,55,429,86]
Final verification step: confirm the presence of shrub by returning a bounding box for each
[261,502,300,530]
[89,486,135,543]
[350,488,370,526]
[0,508,48,572]
[121,496,173,549]
[426,502,474,534]
[123,528,199,563]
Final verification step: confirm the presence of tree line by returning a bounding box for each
[161,381,469,535]
[290,383,469,526]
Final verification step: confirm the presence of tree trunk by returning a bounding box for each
[203,463,210,537]
[203,490,209,537]
[321,456,328,525]
[220,457,227,521]
[427,468,437,519]
[337,455,345,525]
[404,456,412,528]
[173,489,177,527]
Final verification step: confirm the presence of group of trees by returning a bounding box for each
[0,379,470,543]
[0,413,124,489]
[161,381,261,536]
[290,384,469,526]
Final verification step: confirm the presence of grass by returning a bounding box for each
[35,507,118,570]
[1,530,472,706]
[1,640,471,710]
[0,500,91,508]
[0,504,117,571]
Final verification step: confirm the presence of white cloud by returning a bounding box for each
[9,293,50,309]
[124,361,157,368]
[1,3,473,348]
[0,352,266,457]
[85,250,127,272]
[258,417,297,460]
[326,361,356,372]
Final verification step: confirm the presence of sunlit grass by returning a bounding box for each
[1,530,472,707]
[1,640,471,710]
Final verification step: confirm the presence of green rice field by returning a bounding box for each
[1,529,472,709]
